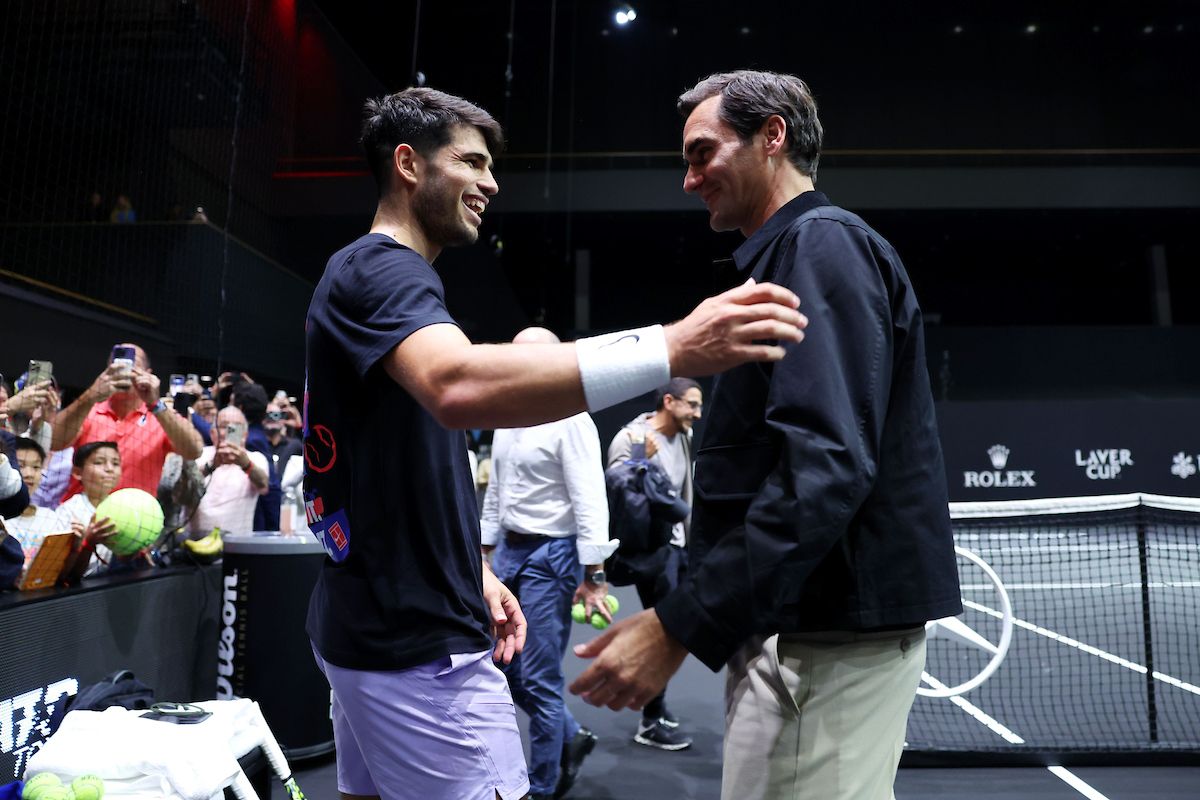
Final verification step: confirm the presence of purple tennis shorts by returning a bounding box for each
[312,645,529,800]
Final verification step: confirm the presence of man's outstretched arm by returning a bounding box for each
[385,279,806,430]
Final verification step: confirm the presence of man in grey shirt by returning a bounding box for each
[605,377,702,750]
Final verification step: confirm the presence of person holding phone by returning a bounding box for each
[191,406,268,536]
[1,371,59,453]
[52,343,204,503]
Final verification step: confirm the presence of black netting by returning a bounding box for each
[907,499,1200,758]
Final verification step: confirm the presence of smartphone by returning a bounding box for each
[174,392,196,417]
[225,422,247,447]
[187,373,200,385]
[110,344,136,370]
[27,359,53,387]
[169,374,185,396]
[266,410,286,422]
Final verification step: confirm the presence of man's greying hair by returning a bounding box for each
[360,87,504,194]
[655,377,702,410]
[678,70,823,178]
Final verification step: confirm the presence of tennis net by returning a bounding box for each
[904,493,1200,764]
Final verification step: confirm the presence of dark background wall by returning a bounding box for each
[1,0,1197,402]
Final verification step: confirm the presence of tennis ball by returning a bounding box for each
[589,596,621,630]
[94,488,165,556]
[573,595,619,627]
[25,784,70,800]
[22,774,61,800]
[71,775,104,800]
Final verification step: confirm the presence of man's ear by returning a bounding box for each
[393,143,420,188]
[762,114,788,157]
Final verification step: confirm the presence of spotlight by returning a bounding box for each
[614,5,636,25]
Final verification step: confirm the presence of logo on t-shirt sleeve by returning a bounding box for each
[305,491,351,562]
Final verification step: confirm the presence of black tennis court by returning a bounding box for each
[294,497,1200,799]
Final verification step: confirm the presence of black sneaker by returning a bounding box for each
[634,718,692,751]
[554,727,598,799]
[659,704,680,729]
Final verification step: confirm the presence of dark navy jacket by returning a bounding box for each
[655,191,962,671]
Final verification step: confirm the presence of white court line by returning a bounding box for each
[1048,766,1113,800]
[962,599,1200,696]
[920,676,1112,800]
[920,674,1025,744]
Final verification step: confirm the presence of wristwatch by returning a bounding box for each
[586,569,607,586]
[151,399,168,414]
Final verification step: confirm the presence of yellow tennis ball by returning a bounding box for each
[94,488,165,556]
[571,603,587,624]
[26,785,70,800]
[23,773,62,800]
[71,775,104,800]
[605,595,619,614]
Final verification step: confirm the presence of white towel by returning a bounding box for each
[25,699,269,800]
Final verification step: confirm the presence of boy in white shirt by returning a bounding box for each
[55,441,120,573]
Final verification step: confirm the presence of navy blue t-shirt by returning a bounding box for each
[303,233,490,670]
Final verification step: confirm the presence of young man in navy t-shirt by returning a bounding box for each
[303,87,808,800]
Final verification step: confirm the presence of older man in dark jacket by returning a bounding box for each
[571,70,961,800]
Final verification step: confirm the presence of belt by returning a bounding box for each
[504,530,552,545]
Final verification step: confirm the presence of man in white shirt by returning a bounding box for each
[191,406,269,536]
[480,328,617,800]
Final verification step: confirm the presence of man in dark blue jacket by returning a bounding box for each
[571,70,962,800]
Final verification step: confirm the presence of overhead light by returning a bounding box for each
[614,5,636,25]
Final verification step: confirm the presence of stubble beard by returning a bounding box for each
[413,172,479,250]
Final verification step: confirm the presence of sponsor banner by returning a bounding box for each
[937,399,1200,501]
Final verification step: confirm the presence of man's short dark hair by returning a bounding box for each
[232,383,269,426]
[74,441,119,467]
[654,378,702,411]
[360,87,504,195]
[14,438,46,463]
[678,70,823,178]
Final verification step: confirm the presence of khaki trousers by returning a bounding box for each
[721,628,926,800]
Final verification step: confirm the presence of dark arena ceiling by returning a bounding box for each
[312,0,1200,155]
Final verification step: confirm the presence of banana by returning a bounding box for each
[184,528,224,556]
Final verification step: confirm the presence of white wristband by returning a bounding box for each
[575,325,671,412]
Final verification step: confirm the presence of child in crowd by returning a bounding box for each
[56,441,120,574]
[3,439,66,568]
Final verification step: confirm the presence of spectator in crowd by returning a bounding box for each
[0,378,14,462]
[191,406,268,537]
[55,442,120,574]
[603,377,703,750]
[2,374,60,454]
[52,343,204,503]
[266,398,302,482]
[3,440,63,567]
[181,375,218,445]
[271,390,303,434]
[229,382,279,530]
[85,191,107,223]
[192,389,217,428]
[110,194,137,224]
[31,447,72,510]
[480,327,615,800]
[0,450,29,521]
